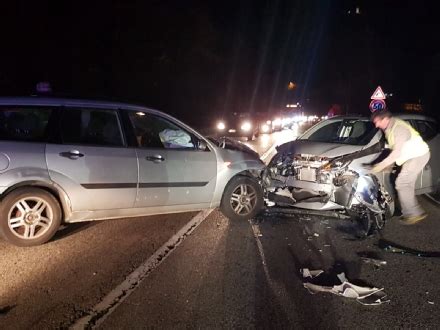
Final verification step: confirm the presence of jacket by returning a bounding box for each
[373,118,429,172]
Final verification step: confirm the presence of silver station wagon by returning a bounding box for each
[0,97,265,246]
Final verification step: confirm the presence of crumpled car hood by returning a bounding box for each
[208,136,260,158]
[276,140,363,158]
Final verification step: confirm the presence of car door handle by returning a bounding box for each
[59,150,85,159]
[145,155,165,163]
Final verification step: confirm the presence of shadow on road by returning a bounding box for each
[51,222,98,242]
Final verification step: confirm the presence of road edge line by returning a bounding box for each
[70,209,214,329]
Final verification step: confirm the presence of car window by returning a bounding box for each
[60,108,124,147]
[304,119,377,145]
[0,106,53,142]
[306,121,341,141]
[415,120,438,141]
[128,111,196,149]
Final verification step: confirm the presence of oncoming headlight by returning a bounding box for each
[261,124,270,133]
[217,122,225,130]
[273,118,282,127]
[241,121,252,131]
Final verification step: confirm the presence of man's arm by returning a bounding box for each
[373,125,411,172]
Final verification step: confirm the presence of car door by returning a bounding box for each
[46,107,138,211]
[127,110,217,208]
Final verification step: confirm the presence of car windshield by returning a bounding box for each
[301,118,378,145]
[226,112,251,120]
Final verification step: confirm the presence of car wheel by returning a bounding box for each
[220,176,263,221]
[0,187,62,246]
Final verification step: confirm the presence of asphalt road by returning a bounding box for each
[1,128,439,329]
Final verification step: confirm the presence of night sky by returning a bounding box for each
[1,0,439,126]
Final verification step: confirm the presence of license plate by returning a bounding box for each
[299,168,316,181]
[228,129,236,133]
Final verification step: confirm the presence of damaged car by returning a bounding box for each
[262,114,439,234]
[0,97,265,246]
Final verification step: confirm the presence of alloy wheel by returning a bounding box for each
[7,197,54,240]
[229,183,257,216]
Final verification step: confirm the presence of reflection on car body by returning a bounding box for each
[0,97,265,246]
[263,114,440,234]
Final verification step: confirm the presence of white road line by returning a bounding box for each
[251,224,270,278]
[250,222,295,324]
[71,209,214,329]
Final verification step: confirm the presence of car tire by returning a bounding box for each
[220,176,263,221]
[0,187,62,247]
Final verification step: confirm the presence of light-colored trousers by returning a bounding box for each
[396,152,430,218]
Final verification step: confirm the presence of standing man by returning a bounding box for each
[371,110,430,224]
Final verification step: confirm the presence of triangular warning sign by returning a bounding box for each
[371,86,386,100]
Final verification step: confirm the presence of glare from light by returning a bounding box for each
[266,120,272,125]
[217,122,225,130]
[273,118,282,126]
[241,121,251,131]
[261,124,270,133]
[136,112,146,116]
[260,134,270,148]
[356,176,369,193]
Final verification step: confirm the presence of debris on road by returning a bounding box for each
[378,239,440,258]
[361,257,387,267]
[301,268,389,305]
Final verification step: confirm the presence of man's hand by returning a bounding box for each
[362,163,381,173]
[371,165,381,173]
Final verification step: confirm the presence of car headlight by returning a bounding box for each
[217,122,225,130]
[261,124,270,133]
[266,120,272,125]
[241,121,251,131]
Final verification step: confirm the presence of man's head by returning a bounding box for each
[371,110,392,130]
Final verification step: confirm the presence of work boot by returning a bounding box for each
[399,213,427,225]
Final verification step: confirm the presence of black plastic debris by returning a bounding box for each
[378,239,440,258]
